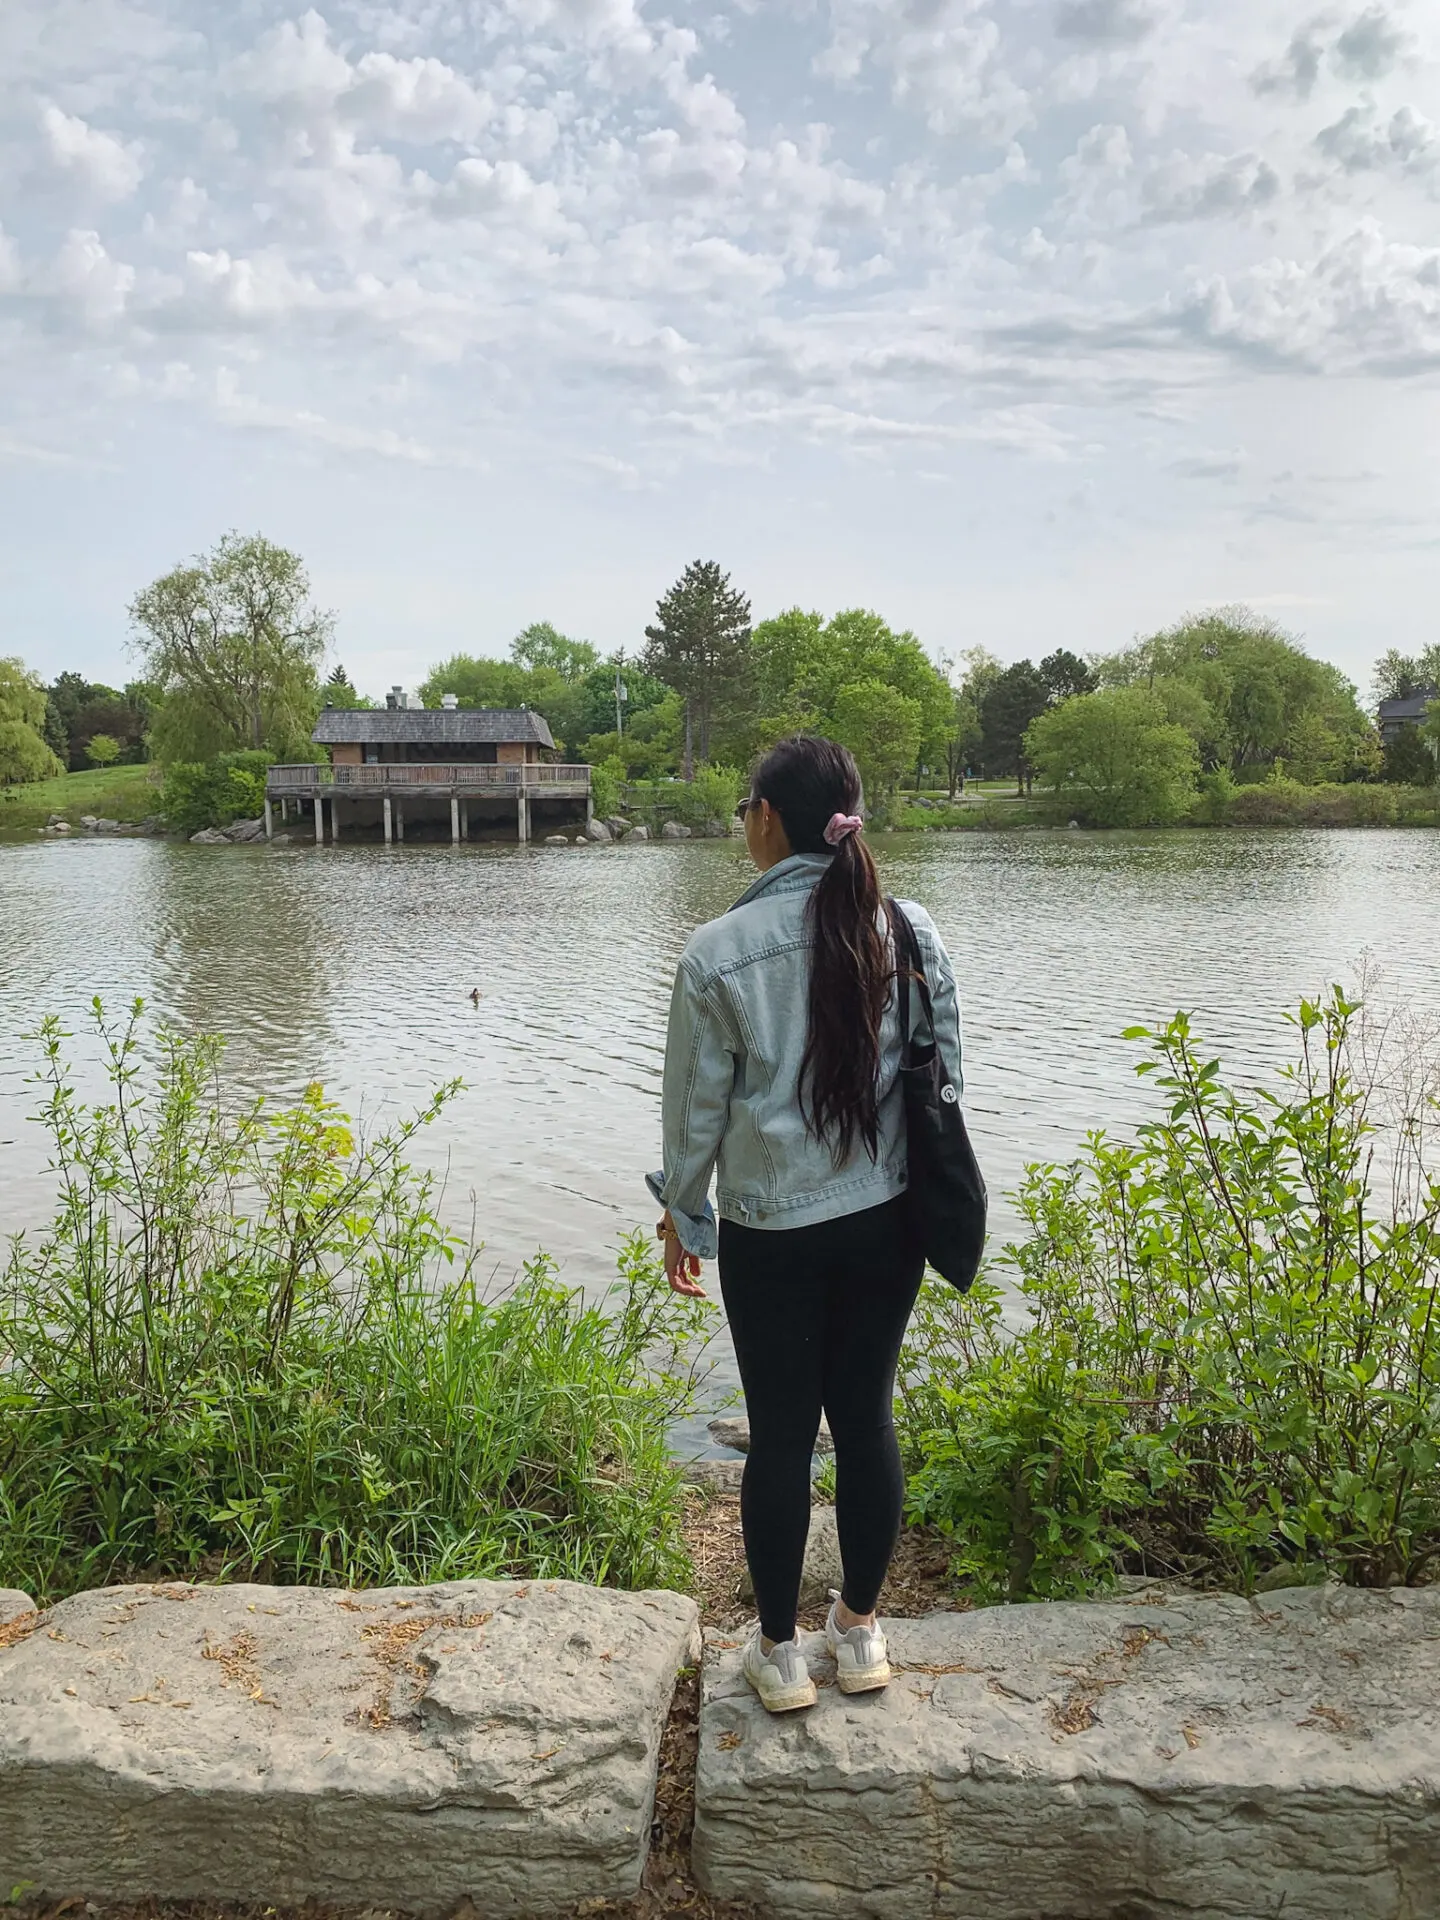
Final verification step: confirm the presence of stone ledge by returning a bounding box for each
[0,1578,698,1916]
[694,1586,1440,1920]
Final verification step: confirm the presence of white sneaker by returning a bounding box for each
[825,1591,891,1694]
[742,1629,818,1713]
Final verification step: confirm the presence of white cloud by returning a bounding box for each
[1193,223,1440,373]
[1143,150,1281,222]
[39,228,136,328]
[1317,103,1437,177]
[214,366,488,466]
[1055,0,1157,47]
[1252,17,1328,100]
[1332,6,1409,81]
[6,0,1440,685]
[815,0,1031,140]
[39,104,143,200]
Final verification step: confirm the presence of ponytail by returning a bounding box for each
[750,736,893,1163]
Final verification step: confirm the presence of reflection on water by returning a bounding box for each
[4,829,1438,1443]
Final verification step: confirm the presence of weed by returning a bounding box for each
[0,1002,716,1603]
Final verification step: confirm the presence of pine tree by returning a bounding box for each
[642,561,752,778]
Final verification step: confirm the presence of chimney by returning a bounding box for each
[441,692,459,711]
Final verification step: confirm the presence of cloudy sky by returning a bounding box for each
[3,0,1438,695]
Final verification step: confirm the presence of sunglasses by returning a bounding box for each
[734,797,761,819]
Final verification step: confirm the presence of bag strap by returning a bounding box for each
[889,900,936,1055]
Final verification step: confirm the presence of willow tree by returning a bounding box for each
[0,658,64,785]
[130,533,332,764]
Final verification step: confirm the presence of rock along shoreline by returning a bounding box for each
[3,1575,1438,1918]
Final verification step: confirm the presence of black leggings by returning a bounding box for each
[718,1194,925,1644]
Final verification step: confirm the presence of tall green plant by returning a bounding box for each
[160,750,270,830]
[1,1004,714,1602]
[901,991,1440,1598]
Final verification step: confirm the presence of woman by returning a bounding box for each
[648,735,962,1713]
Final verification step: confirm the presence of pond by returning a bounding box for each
[4,828,1440,1448]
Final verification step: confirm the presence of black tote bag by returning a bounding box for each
[890,901,987,1292]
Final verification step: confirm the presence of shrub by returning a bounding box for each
[1223,779,1400,827]
[590,754,626,820]
[0,1004,713,1603]
[894,800,1046,832]
[900,990,1440,1599]
[160,751,271,832]
[1187,768,1235,825]
[671,762,743,832]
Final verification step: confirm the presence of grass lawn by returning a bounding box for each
[0,763,160,836]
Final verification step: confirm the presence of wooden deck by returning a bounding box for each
[267,763,592,798]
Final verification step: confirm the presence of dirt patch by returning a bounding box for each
[682,1486,967,1632]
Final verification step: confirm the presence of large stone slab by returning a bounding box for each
[695,1585,1440,1919]
[0,1577,698,1915]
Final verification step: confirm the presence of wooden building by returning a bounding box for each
[265,698,592,844]
[1378,692,1437,746]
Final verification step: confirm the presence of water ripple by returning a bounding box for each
[4,828,1438,1428]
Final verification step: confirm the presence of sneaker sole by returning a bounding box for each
[835,1661,891,1694]
[751,1678,818,1713]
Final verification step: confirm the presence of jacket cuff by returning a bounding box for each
[645,1170,719,1260]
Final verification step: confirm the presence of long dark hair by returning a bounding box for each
[750,735,893,1163]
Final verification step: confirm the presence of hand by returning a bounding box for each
[656,1211,707,1298]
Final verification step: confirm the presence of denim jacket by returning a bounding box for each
[646,852,963,1258]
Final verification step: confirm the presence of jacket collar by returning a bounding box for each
[727,851,832,913]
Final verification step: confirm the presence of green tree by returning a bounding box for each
[84,732,122,767]
[0,659,66,784]
[1382,723,1437,787]
[643,561,753,777]
[1100,608,1369,779]
[44,671,150,768]
[829,679,923,804]
[1283,709,1345,785]
[584,690,685,780]
[1039,649,1097,703]
[323,663,373,710]
[571,659,669,744]
[1372,646,1440,703]
[510,622,600,681]
[980,661,1050,791]
[42,694,69,763]
[1026,687,1200,826]
[418,655,532,710]
[749,606,953,792]
[131,533,331,763]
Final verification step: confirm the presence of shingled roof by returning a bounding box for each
[312,707,557,750]
[1377,694,1436,725]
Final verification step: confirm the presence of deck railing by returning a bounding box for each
[266,763,591,790]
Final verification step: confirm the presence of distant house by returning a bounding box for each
[264,690,588,845]
[315,693,557,767]
[1378,693,1437,745]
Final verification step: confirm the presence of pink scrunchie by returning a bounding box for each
[823,812,863,847]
